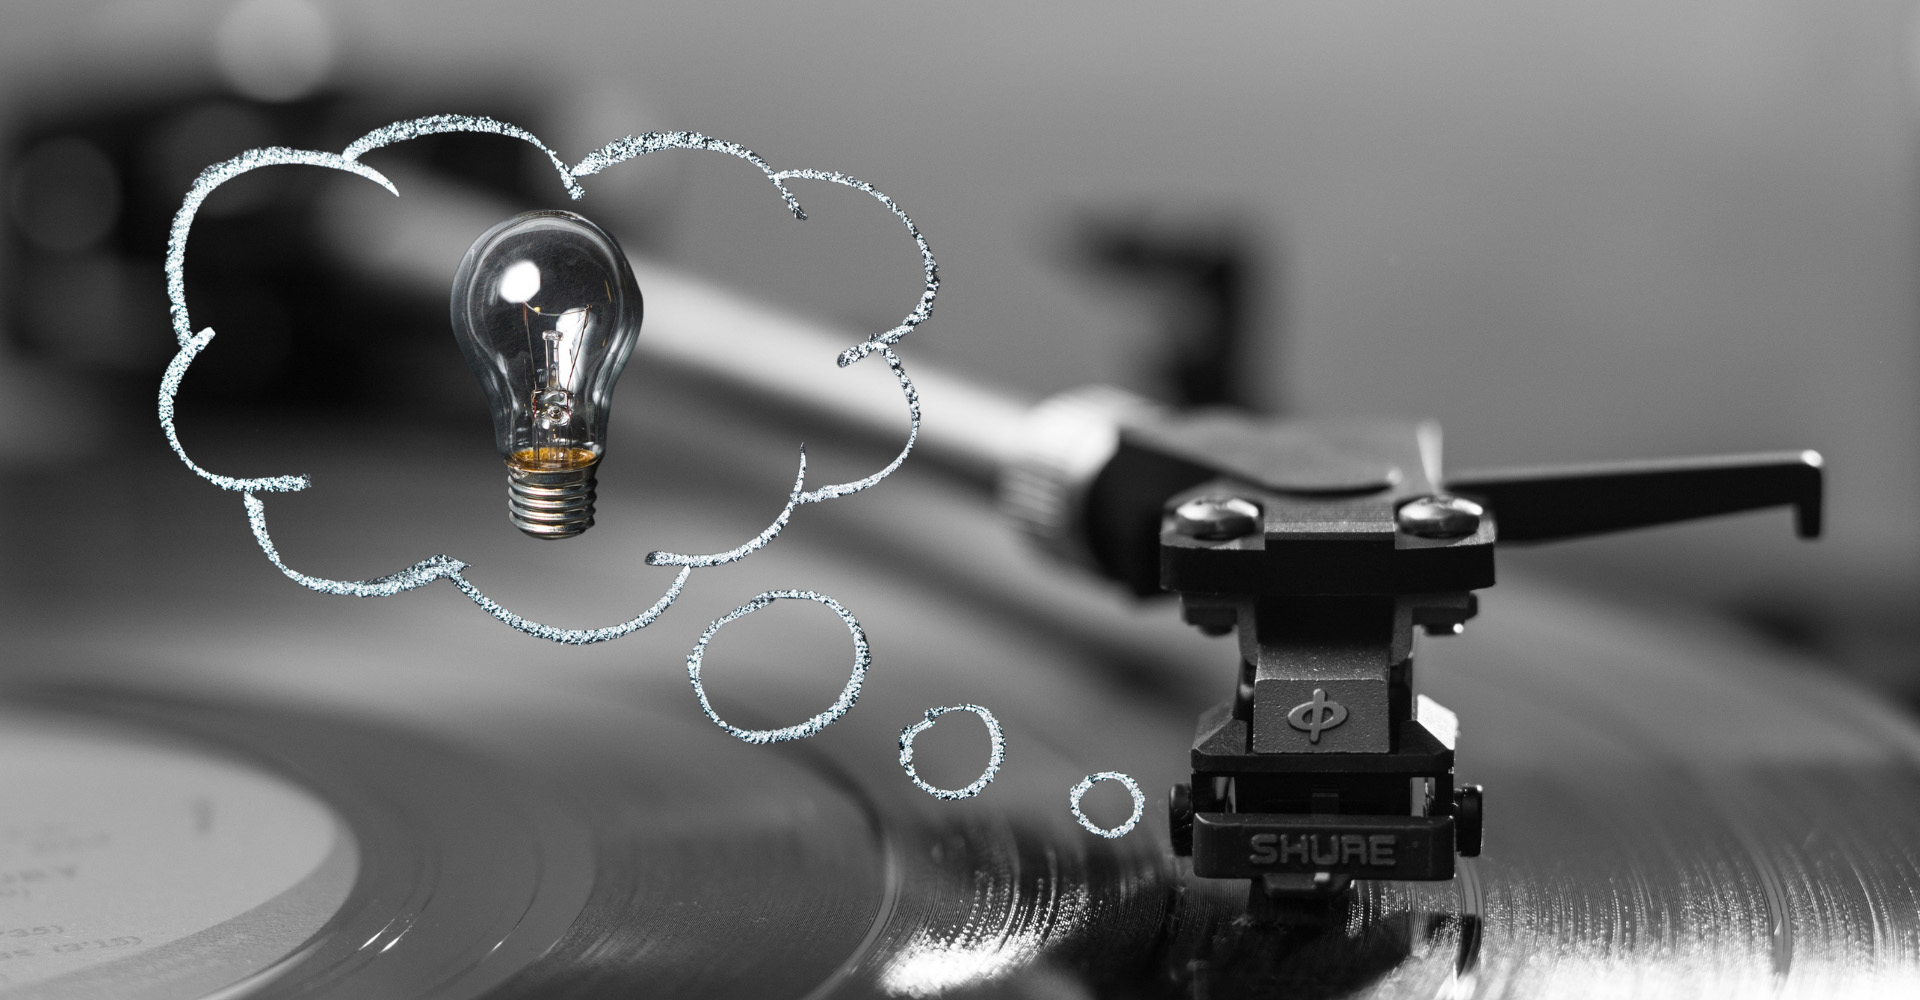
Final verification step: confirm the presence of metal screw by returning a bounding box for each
[1396,495,1484,539]
[1173,495,1261,541]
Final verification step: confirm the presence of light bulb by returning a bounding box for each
[450,210,643,539]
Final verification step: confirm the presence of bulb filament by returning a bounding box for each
[522,302,588,434]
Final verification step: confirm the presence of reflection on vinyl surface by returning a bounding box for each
[2,368,1918,998]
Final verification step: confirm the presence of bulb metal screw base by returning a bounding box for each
[506,463,598,539]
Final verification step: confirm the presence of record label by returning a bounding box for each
[0,710,355,999]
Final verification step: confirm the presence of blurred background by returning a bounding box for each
[0,0,1914,705]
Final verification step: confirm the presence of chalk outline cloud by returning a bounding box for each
[158,115,938,646]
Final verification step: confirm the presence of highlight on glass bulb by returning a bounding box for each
[450,210,643,539]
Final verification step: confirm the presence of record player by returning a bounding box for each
[0,94,1912,1000]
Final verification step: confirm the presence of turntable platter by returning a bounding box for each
[2,375,1917,997]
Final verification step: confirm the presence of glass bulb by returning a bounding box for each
[450,210,643,539]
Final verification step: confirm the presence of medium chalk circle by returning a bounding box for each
[898,704,1005,800]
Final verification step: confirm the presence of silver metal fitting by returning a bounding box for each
[507,463,598,539]
[1395,494,1483,540]
[1173,495,1262,541]
[996,385,1158,568]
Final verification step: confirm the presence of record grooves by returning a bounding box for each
[12,590,1920,999]
[5,419,1920,997]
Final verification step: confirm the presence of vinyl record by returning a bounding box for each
[3,370,1917,998]
[9,574,1920,1000]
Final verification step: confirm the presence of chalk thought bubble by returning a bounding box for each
[159,117,1145,829]
[159,116,934,644]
